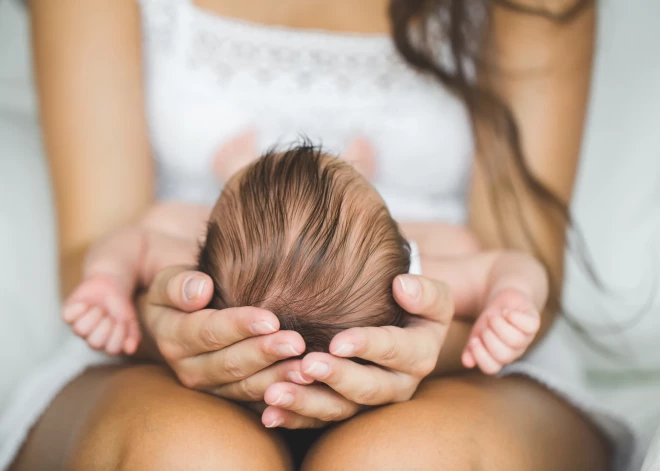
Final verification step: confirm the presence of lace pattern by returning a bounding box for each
[187,15,436,95]
[139,0,438,96]
[138,0,178,54]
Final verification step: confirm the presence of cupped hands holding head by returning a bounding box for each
[141,265,454,430]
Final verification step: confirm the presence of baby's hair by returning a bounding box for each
[198,142,411,353]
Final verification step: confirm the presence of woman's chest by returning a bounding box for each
[139,1,474,220]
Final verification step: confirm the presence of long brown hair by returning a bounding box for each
[388,0,596,321]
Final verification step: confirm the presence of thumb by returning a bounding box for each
[148,266,214,313]
[393,274,454,326]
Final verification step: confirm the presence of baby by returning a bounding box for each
[62,144,546,373]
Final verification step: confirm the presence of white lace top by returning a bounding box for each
[137,0,473,222]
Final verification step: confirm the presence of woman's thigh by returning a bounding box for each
[11,364,292,471]
[303,374,612,471]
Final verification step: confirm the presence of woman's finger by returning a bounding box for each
[167,306,281,358]
[329,325,437,377]
[176,330,305,389]
[263,382,360,423]
[261,406,326,430]
[300,353,415,405]
[391,274,454,327]
[147,266,214,312]
[211,359,311,402]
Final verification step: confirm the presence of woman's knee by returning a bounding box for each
[71,365,291,471]
[303,375,610,471]
[303,378,482,471]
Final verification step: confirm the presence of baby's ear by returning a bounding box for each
[212,127,259,183]
[342,137,377,180]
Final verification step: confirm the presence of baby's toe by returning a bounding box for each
[105,324,126,356]
[482,329,518,365]
[506,309,541,335]
[87,317,114,349]
[469,337,502,375]
[61,302,88,323]
[73,307,104,337]
[123,337,139,355]
[461,347,476,369]
[67,275,133,321]
[488,314,530,349]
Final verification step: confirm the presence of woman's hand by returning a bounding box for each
[139,266,307,400]
[257,274,455,429]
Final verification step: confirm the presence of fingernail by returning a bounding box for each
[183,276,206,301]
[265,418,284,428]
[272,392,294,407]
[287,371,310,384]
[304,361,330,379]
[62,302,86,322]
[332,343,355,357]
[398,275,420,299]
[276,344,301,356]
[250,321,277,335]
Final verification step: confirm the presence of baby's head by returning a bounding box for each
[198,143,410,353]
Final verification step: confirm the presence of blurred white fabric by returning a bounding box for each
[0,0,70,415]
[562,1,660,468]
[643,426,660,471]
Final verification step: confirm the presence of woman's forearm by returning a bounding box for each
[30,0,154,299]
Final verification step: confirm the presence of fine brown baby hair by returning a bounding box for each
[198,143,411,353]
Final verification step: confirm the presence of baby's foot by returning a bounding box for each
[61,274,141,355]
[342,137,377,180]
[212,128,259,183]
[462,288,541,374]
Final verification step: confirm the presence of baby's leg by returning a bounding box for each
[63,228,199,355]
[462,288,541,374]
[62,204,206,355]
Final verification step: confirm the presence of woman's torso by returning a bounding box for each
[138,0,660,447]
[136,0,660,365]
[136,0,473,223]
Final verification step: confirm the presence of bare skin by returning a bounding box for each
[12,273,610,471]
[15,0,608,469]
[12,368,610,471]
[12,365,292,471]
